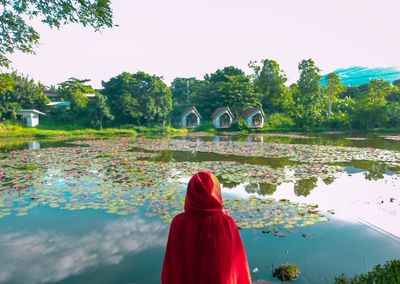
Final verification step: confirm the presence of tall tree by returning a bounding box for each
[196,66,261,117]
[0,72,49,118]
[0,0,113,67]
[102,71,172,126]
[352,79,391,129]
[86,93,114,128]
[58,78,93,111]
[170,77,203,106]
[293,59,325,127]
[249,59,293,113]
[325,73,344,116]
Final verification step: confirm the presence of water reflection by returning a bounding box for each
[0,217,167,284]
[27,141,40,151]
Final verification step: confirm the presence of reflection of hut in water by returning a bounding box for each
[213,135,233,143]
[211,107,234,128]
[180,106,201,128]
[28,141,41,150]
[241,107,265,128]
[246,135,264,143]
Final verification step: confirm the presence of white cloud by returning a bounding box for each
[0,217,167,284]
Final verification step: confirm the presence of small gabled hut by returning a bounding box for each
[16,109,45,127]
[241,107,265,128]
[180,106,201,128]
[211,107,234,129]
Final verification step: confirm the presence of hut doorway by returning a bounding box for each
[251,113,263,127]
[220,113,231,127]
[186,112,198,128]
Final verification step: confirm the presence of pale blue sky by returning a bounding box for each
[8,0,400,88]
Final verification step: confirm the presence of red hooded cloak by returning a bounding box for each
[161,171,252,284]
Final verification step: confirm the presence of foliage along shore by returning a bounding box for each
[0,122,187,139]
[2,59,400,133]
[2,121,400,140]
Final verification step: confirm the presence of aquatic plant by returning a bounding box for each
[272,264,300,281]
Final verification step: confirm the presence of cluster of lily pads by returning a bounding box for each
[0,137,340,236]
[133,138,400,164]
[5,135,398,237]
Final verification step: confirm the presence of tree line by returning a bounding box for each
[1,59,400,130]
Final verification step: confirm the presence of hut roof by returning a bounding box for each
[16,109,46,115]
[180,106,201,118]
[241,107,265,119]
[211,107,233,119]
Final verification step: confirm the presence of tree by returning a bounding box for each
[102,71,172,126]
[58,78,94,111]
[351,79,391,129]
[196,66,261,117]
[293,59,325,127]
[0,72,49,118]
[325,73,344,116]
[0,0,113,67]
[86,93,114,128]
[170,77,203,106]
[249,59,293,113]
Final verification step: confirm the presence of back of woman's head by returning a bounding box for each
[184,171,223,213]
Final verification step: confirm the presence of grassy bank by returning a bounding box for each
[0,122,187,139]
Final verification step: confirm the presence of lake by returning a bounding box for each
[0,133,399,284]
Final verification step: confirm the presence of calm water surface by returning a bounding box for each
[0,133,399,284]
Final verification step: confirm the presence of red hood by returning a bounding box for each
[184,171,223,213]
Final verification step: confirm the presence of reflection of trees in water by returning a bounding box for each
[259,183,277,195]
[323,176,335,185]
[294,177,318,197]
[364,164,387,181]
[348,160,389,181]
[244,183,277,195]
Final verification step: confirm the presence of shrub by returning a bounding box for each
[334,259,400,284]
[195,122,216,133]
[265,113,295,130]
[231,118,248,131]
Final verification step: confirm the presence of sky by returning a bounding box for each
[7,0,400,88]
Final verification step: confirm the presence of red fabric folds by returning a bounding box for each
[161,171,252,284]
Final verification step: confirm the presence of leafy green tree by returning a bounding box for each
[170,77,205,105]
[249,59,293,113]
[86,93,114,128]
[0,0,113,67]
[325,73,344,116]
[0,74,14,93]
[196,66,261,117]
[352,79,391,129]
[102,71,172,126]
[293,59,325,128]
[0,72,49,118]
[58,78,93,111]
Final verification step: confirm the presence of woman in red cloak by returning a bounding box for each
[161,171,252,284]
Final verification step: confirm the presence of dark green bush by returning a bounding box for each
[334,259,400,284]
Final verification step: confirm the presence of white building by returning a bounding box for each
[211,107,234,128]
[180,106,201,128]
[16,109,45,127]
[241,107,265,128]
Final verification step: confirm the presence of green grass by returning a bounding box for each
[0,122,189,139]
